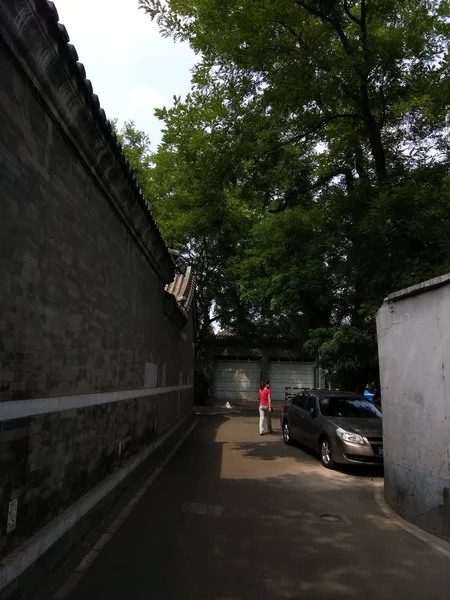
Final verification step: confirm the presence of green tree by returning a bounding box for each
[116,107,256,343]
[140,0,450,183]
[114,120,153,197]
[135,0,450,385]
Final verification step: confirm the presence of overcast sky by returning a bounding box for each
[55,0,197,148]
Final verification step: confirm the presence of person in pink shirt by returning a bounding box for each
[258,380,273,435]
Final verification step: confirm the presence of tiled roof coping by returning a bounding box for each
[0,0,174,283]
[165,266,196,318]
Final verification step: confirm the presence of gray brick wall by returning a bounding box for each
[0,46,194,400]
[0,6,195,558]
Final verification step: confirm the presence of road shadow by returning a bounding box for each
[55,411,450,600]
[233,413,384,480]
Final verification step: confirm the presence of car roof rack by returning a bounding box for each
[284,386,341,392]
[283,386,342,400]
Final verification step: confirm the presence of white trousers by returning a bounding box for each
[259,406,271,434]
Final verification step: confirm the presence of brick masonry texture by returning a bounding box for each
[0,0,195,559]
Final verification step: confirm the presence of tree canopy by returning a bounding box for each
[124,0,450,388]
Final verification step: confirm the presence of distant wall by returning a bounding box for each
[198,340,319,399]
[377,274,450,539]
[0,0,195,565]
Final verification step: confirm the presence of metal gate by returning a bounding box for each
[213,360,261,400]
[268,362,315,401]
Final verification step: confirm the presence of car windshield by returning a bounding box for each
[319,397,382,418]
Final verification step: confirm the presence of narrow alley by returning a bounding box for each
[38,410,450,600]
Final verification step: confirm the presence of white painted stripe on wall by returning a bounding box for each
[0,413,194,593]
[0,384,193,421]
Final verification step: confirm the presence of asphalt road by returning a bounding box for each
[41,411,450,600]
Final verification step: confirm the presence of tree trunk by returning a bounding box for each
[360,84,387,182]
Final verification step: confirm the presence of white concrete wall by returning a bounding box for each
[376,275,450,537]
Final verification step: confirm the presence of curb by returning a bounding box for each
[373,482,450,558]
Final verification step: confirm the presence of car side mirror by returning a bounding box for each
[309,407,317,418]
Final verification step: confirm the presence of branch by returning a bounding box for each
[379,80,387,128]
[294,0,363,78]
[269,164,356,214]
[287,112,363,144]
[278,20,309,51]
[360,0,369,70]
[256,113,363,165]
[293,0,333,25]
[332,15,355,59]
[266,43,296,56]
[276,23,361,103]
[208,309,237,325]
[343,0,361,25]
[313,66,360,103]
[294,0,352,56]
[313,167,354,190]
[353,142,369,182]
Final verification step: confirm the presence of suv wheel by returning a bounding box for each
[320,438,335,469]
[283,421,292,445]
